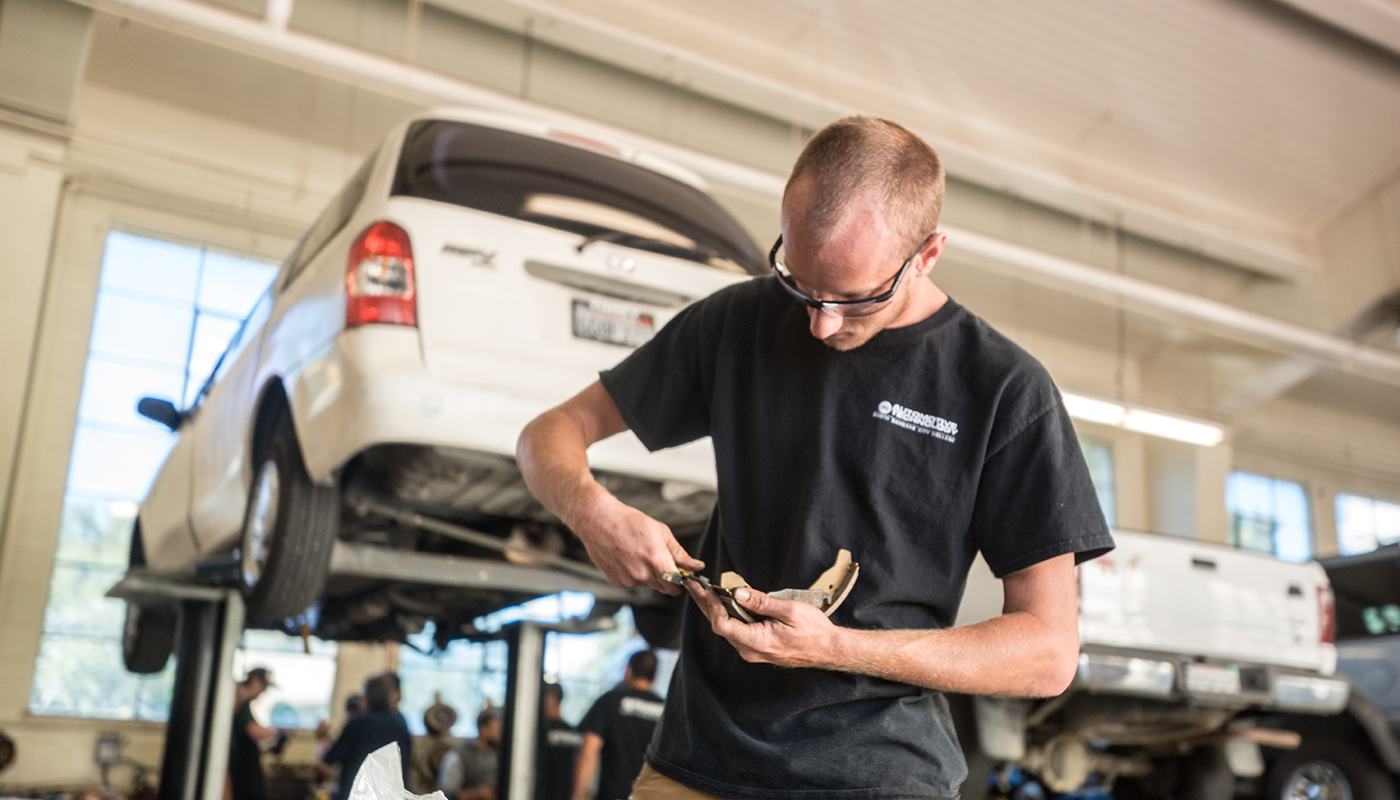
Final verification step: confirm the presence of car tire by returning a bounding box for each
[1178,745,1235,800]
[239,422,340,626]
[1268,739,1396,800]
[121,521,178,674]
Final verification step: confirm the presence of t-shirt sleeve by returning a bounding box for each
[599,293,723,452]
[578,693,610,738]
[969,399,1115,578]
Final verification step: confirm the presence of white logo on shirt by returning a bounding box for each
[619,697,664,721]
[873,400,958,443]
[547,729,584,747]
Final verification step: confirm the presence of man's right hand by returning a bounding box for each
[517,381,704,596]
[573,496,703,595]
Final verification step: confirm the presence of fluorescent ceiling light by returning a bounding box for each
[1060,391,1224,446]
[107,500,139,518]
[1061,393,1126,426]
[1123,409,1225,447]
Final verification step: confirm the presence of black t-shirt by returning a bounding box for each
[324,708,413,800]
[600,278,1114,800]
[537,718,583,800]
[229,702,265,800]
[579,685,665,800]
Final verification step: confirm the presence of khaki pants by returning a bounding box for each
[630,764,729,800]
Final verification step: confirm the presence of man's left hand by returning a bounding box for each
[685,582,840,669]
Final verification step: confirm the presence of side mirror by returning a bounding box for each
[137,397,184,431]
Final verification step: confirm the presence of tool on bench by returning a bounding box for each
[661,549,860,623]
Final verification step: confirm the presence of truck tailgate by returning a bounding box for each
[1078,530,1334,673]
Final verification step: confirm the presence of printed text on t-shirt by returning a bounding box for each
[873,400,959,443]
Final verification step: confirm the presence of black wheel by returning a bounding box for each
[239,423,339,626]
[121,521,177,674]
[1268,739,1396,800]
[1177,745,1236,800]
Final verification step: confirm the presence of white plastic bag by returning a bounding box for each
[348,743,450,800]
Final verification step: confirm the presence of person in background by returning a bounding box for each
[379,671,410,729]
[409,693,460,794]
[572,651,664,800]
[439,706,502,800]
[537,683,582,800]
[317,674,413,800]
[230,667,280,800]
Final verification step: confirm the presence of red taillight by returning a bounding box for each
[1318,584,1336,645]
[346,221,416,328]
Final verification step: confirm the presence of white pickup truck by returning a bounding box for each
[952,529,1350,800]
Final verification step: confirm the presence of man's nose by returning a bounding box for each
[808,306,842,339]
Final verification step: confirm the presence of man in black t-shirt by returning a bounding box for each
[572,651,664,800]
[317,674,413,800]
[538,683,583,800]
[517,117,1114,800]
[229,667,278,800]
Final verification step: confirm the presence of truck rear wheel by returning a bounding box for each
[239,422,339,626]
[1269,740,1396,800]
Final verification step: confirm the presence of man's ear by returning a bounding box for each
[913,233,947,278]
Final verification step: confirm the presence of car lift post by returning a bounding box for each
[159,589,243,800]
[500,621,545,800]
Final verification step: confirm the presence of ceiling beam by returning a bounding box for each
[1272,0,1400,58]
[70,0,1400,387]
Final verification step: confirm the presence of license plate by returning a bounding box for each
[1185,663,1241,695]
[572,299,655,347]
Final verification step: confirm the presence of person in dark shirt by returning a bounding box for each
[229,667,278,800]
[516,115,1115,800]
[317,673,413,800]
[573,651,664,800]
[537,683,582,800]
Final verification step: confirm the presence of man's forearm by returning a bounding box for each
[517,408,613,530]
[827,612,1079,697]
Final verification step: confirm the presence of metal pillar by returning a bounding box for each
[500,621,546,800]
[155,590,242,800]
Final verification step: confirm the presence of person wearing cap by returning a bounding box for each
[317,673,413,800]
[409,694,460,794]
[439,706,502,800]
[229,667,278,800]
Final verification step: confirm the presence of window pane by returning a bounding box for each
[53,493,137,567]
[65,425,175,499]
[1227,472,1311,561]
[42,563,126,636]
[1376,500,1400,547]
[78,357,184,432]
[88,294,194,369]
[33,230,283,721]
[1335,494,1376,556]
[29,635,142,718]
[199,252,278,317]
[100,231,201,304]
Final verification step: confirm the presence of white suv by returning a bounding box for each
[123,108,760,672]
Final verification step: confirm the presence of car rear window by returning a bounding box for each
[391,119,763,275]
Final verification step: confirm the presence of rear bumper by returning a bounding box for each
[288,326,718,488]
[1075,646,1349,714]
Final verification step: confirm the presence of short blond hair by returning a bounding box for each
[785,116,945,252]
